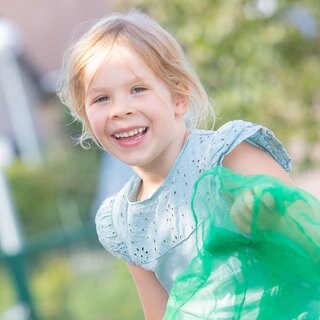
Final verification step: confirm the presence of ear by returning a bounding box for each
[173,88,189,116]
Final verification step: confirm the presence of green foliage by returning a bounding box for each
[5,146,101,237]
[0,265,16,312]
[113,0,320,169]
[0,251,143,319]
[30,252,142,320]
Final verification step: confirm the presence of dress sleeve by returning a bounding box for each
[214,120,292,173]
[95,196,134,264]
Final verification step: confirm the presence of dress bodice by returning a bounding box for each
[95,120,291,291]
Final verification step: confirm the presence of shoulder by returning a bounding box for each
[211,120,291,173]
[189,120,291,174]
[223,141,294,184]
[189,120,264,158]
[218,120,293,183]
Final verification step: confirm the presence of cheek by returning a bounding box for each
[85,108,106,134]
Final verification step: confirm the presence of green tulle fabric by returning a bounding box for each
[164,166,320,319]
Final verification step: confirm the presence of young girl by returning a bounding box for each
[59,10,320,319]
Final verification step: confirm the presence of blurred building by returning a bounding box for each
[0,0,111,77]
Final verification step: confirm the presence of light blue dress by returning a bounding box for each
[95,120,291,293]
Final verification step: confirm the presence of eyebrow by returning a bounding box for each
[87,76,149,94]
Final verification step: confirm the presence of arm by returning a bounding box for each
[222,141,294,185]
[222,141,295,234]
[127,264,168,320]
[222,142,320,258]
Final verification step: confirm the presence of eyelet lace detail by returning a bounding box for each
[95,120,291,266]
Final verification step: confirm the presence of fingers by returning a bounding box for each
[252,185,275,208]
[230,185,278,236]
[230,189,254,235]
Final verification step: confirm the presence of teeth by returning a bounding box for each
[114,127,146,139]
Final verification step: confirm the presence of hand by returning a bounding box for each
[230,183,320,262]
[230,184,280,236]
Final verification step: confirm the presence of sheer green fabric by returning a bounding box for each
[164,167,320,319]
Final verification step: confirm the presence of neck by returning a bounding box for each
[134,125,189,201]
[135,173,164,201]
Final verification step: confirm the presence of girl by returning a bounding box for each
[59,10,320,319]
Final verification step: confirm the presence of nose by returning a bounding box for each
[109,97,136,119]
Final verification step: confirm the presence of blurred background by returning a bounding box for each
[0,0,319,319]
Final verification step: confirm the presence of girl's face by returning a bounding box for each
[84,46,188,174]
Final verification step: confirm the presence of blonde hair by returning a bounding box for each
[58,10,215,147]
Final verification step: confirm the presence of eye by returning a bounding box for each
[94,95,110,104]
[131,86,147,94]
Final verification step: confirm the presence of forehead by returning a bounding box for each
[83,45,154,92]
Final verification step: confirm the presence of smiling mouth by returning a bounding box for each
[113,127,148,139]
